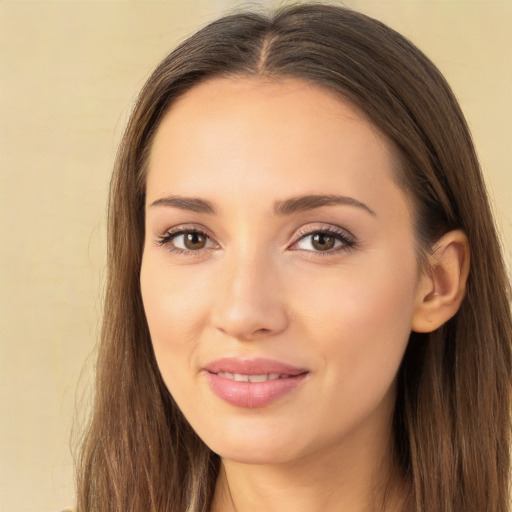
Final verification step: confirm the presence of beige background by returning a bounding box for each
[0,1,510,511]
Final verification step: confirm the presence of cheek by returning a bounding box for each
[292,249,416,328]
[288,251,418,387]
[140,254,213,378]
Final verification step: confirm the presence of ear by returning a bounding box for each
[411,230,470,333]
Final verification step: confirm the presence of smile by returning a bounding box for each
[215,372,291,382]
[203,358,309,408]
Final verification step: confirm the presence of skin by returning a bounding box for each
[140,77,466,512]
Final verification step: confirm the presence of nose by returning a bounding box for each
[211,251,289,341]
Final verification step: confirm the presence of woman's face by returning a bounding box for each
[141,77,428,465]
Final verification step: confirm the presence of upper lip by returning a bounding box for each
[203,357,308,376]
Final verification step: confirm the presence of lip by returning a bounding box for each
[203,357,309,408]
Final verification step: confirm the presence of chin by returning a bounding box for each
[199,424,311,466]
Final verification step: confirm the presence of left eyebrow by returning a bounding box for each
[273,194,376,217]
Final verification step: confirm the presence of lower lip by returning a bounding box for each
[204,372,308,408]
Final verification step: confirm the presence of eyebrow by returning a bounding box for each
[274,194,376,217]
[150,196,216,214]
[149,194,376,217]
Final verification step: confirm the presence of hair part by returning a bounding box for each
[76,4,512,512]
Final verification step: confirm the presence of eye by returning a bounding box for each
[157,227,217,253]
[291,227,355,254]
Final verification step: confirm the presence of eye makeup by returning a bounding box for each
[155,223,357,258]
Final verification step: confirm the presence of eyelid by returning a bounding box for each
[154,223,356,256]
[292,224,355,241]
[155,224,220,253]
[289,224,356,253]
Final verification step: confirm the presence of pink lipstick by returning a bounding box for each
[203,357,308,408]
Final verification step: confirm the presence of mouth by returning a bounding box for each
[214,372,299,382]
[204,356,308,376]
[203,358,309,408]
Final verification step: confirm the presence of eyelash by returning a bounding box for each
[156,227,217,256]
[156,225,356,256]
[291,226,356,256]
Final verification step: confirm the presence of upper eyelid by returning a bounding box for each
[292,224,355,242]
[158,223,352,237]
[158,223,215,239]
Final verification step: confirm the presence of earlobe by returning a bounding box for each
[411,230,470,333]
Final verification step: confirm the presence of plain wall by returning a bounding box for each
[0,1,510,511]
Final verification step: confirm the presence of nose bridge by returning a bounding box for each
[212,243,288,339]
[229,244,268,294]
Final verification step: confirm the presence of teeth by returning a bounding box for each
[248,374,269,383]
[217,372,285,382]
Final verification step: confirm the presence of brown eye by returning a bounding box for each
[292,228,354,254]
[183,232,207,250]
[157,229,215,252]
[311,233,336,251]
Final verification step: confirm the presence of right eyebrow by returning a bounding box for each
[149,196,216,214]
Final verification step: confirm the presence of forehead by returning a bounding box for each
[146,77,408,222]
[150,77,386,161]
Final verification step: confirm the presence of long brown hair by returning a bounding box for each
[76,3,512,511]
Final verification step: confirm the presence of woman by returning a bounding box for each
[76,3,512,511]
